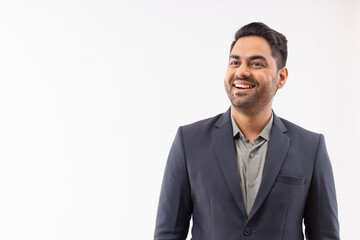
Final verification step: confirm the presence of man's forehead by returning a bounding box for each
[231,36,272,56]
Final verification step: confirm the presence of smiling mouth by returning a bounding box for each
[233,83,255,89]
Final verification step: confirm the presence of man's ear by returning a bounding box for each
[277,67,288,89]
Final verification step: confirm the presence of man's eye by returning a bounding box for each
[251,62,264,67]
[230,61,239,65]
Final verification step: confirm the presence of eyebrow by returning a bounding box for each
[229,54,268,63]
[229,55,240,60]
[249,55,268,62]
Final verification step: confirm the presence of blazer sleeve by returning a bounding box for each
[154,127,193,240]
[304,134,340,240]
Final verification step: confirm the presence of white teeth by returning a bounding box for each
[234,84,254,89]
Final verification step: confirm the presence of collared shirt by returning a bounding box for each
[230,112,273,216]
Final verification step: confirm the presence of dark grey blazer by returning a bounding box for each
[154,109,339,240]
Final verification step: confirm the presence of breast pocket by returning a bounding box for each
[276,175,305,185]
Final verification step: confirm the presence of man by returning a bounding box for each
[154,22,339,240]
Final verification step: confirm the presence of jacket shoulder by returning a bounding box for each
[278,117,323,146]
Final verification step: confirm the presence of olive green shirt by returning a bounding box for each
[230,112,273,216]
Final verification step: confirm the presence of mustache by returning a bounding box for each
[231,76,259,86]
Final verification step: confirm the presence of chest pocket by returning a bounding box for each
[276,175,305,185]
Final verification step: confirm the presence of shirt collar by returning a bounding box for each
[230,111,274,141]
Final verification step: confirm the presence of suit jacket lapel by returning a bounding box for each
[212,108,246,216]
[248,113,290,220]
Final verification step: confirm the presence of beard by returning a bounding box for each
[226,76,277,114]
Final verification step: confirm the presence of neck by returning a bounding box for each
[231,105,272,145]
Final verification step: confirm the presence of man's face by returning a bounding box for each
[224,36,287,114]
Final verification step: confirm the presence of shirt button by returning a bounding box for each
[249,182,254,188]
[249,152,255,158]
[239,135,243,139]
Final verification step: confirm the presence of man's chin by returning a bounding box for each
[234,92,248,97]
[231,103,252,110]
[230,98,256,110]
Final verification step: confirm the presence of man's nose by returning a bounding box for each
[236,63,251,78]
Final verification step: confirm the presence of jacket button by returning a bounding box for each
[243,227,252,236]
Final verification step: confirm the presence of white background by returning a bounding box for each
[0,0,359,239]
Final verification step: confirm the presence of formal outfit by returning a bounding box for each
[154,108,339,240]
